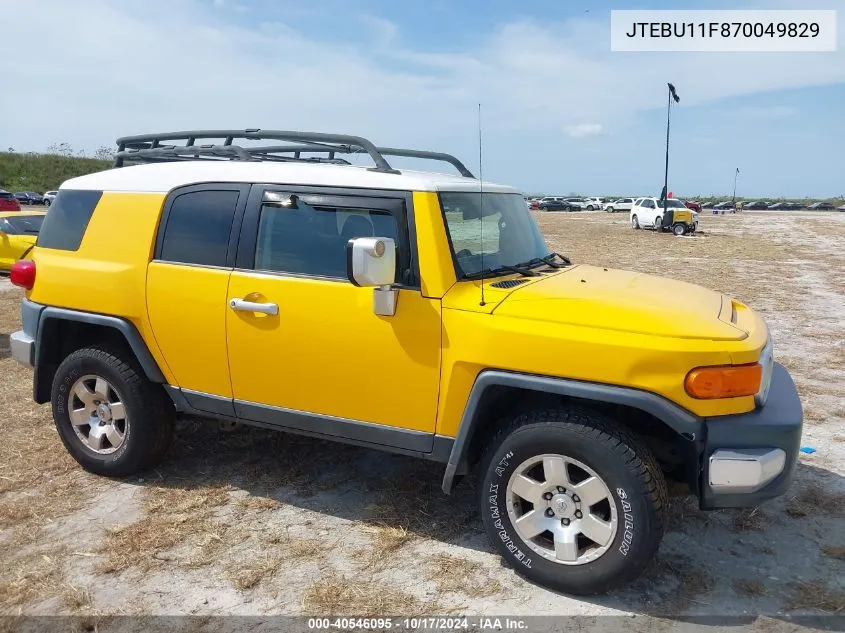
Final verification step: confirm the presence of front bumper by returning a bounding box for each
[700,362,802,509]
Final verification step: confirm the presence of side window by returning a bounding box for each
[159,190,239,267]
[643,199,655,209]
[254,198,399,280]
[36,190,103,251]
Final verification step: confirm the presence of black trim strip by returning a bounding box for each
[164,386,451,462]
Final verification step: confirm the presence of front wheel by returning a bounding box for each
[479,408,667,595]
[631,215,639,229]
[606,207,614,213]
[672,223,687,236]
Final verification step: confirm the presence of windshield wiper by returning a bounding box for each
[463,263,540,280]
[512,252,572,270]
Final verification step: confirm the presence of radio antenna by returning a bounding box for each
[478,102,486,307]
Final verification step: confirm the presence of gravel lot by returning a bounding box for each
[0,210,843,629]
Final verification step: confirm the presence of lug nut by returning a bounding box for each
[557,486,566,493]
[572,495,580,503]
[574,510,583,519]
[543,492,553,500]
[561,518,570,526]
[545,508,555,517]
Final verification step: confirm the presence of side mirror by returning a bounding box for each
[346,237,397,316]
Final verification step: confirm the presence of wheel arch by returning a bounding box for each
[441,370,703,494]
[34,307,166,404]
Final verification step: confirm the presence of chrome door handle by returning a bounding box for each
[229,298,279,315]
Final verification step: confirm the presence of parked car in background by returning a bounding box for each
[0,191,22,212]
[631,197,699,233]
[838,204,845,211]
[808,202,834,210]
[43,191,58,206]
[604,198,634,213]
[713,201,735,210]
[563,197,587,210]
[743,201,769,210]
[683,200,701,212]
[13,192,45,206]
[584,197,603,211]
[0,211,45,271]
[540,198,579,211]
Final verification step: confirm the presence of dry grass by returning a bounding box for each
[235,496,281,512]
[732,507,769,532]
[733,578,767,597]
[301,572,441,616]
[643,555,716,612]
[228,553,284,590]
[785,484,845,518]
[61,583,92,610]
[96,485,232,574]
[820,544,845,560]
[788,580,845,613]
[0,549,66,607]
[424,554,502,598]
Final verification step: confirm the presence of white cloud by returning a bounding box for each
[564,123,603,138]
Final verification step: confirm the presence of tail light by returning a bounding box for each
[10,260,36,290]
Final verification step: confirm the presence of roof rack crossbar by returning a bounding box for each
[113,129,474,177]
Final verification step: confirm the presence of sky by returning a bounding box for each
[1,0,844,197]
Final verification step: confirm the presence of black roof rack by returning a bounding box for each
[113,129,475,178]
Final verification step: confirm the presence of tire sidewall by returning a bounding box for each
[52,354,135,471]
[480,424,656,594]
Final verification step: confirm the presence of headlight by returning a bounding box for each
[755,338,774,407]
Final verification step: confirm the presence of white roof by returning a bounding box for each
[60,161,519,195]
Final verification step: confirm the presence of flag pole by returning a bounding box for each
[732,167,739,204]
[663,83,679,221]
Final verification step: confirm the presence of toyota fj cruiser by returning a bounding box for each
[9,129,802,595]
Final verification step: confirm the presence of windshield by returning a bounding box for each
[2,215,44,234]
[661,199,687,209]
[440,192,549,278]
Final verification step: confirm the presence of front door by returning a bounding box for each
[225,186,442,451]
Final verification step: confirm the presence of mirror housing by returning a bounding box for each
[346,237,398,316]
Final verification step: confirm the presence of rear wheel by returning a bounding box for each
[672,223,687,236]
[478,408,667,595]
[51,345,175,476]
[631,215,639,229]
[606,207,614,213]
[653,217,662,231]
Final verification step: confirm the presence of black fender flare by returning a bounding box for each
[34,306,166,394]
[441,370,703,494]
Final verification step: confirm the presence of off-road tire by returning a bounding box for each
[672,223,687,236]
[51,345,175,476]
[631,215,639,229]
[478,407,667,595]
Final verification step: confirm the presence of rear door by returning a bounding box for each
[146,184,248,415]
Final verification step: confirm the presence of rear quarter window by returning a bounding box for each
[37,190,103,250]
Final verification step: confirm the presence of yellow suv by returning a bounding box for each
[9,130,802,595]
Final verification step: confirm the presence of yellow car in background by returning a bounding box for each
[0,211,45,272]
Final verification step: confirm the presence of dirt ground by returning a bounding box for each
[0,210,843,628]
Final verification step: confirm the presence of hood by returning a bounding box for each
[494,265,747,341]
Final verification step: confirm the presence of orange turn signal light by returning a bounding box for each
[684,363,762,399]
